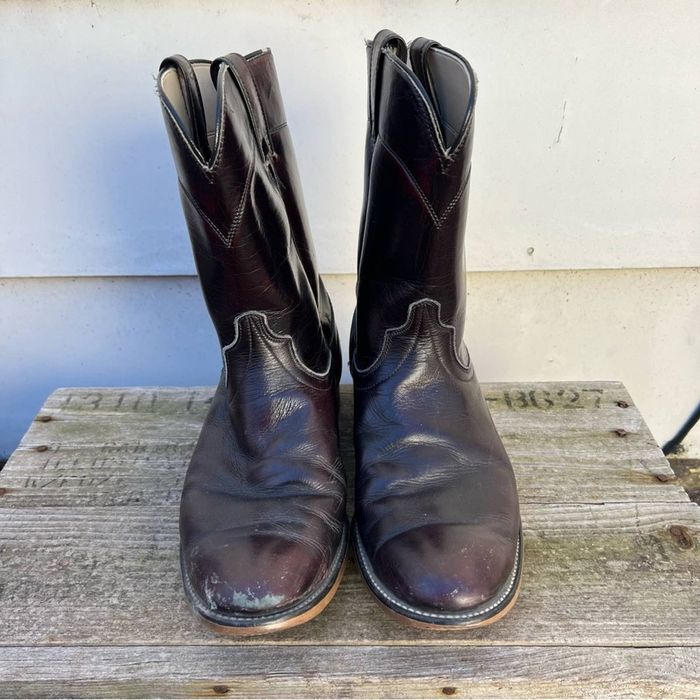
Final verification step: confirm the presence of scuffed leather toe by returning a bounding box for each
[372,524,517,612]
[184,531,325,616]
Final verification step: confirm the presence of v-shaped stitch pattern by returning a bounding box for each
[378,136,469,230]
[178,148,255,248]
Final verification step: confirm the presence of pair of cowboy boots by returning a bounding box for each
[157,29,522,634]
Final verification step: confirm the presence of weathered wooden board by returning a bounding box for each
[0,383,698,698]
[1,384,681,507]
[0,501,697,647]
[1,646,698,699]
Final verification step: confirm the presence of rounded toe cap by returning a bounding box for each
[184,531,326,617]
[372,524,517,613]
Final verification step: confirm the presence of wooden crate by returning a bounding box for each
[0,383,698,697]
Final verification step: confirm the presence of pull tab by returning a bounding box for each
[210,53,272,161]
[159,54,211,161]
[367,29,408,140]
[408,37,440,94]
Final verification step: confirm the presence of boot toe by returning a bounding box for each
[184,531,325,617]
[372,524,516,613]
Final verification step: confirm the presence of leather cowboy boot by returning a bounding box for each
[157,50,347,634]
[351,30,522,629]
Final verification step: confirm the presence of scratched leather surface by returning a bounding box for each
[352,31,521,613]
[158,50,346,616]
[181,316,345,613]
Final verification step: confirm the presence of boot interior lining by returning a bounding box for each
[425,47,473,148]
[159,47,471,153]
[160,62,219,152]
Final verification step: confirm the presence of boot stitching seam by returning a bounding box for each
[377,135,470,229]
[353,298,472,377]
[159,74,229,181]
[222,310,332,386]
[355,527,520,620]
[178,146,253,247]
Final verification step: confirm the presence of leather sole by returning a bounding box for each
[352,522,523,630]
[180,524,348,636]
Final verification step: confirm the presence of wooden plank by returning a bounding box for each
[0,501,697,647]
[0,645,698,698]
[0,383,683,508]
[0,382,697,698]
[0,459,678,506]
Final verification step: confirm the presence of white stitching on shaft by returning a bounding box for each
[222,310,332,385]
[352,298,471,376]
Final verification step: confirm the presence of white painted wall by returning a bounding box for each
[2,0,698,276]
[1,1,699,458]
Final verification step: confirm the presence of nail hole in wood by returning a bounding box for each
[669,525,694,550]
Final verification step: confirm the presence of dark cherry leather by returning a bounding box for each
[157,50,346,626]
[351,31,521,622]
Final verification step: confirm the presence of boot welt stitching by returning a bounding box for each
[181,523,348,624]
[354,525,520,620]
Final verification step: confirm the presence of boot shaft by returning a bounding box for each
[157,51,332,373]
[354,32,477,369]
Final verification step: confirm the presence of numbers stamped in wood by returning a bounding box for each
[59,391,213,414]
[486,386,605,410]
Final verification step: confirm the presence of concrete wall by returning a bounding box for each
[1,1,699,458]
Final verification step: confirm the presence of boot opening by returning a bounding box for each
[423,47,474,149]
[160,62,219,155]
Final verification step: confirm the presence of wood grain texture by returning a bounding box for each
[0,646,698,699]
[0,382,698,697]
[0,501,697,646]
[1,383,683,508]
